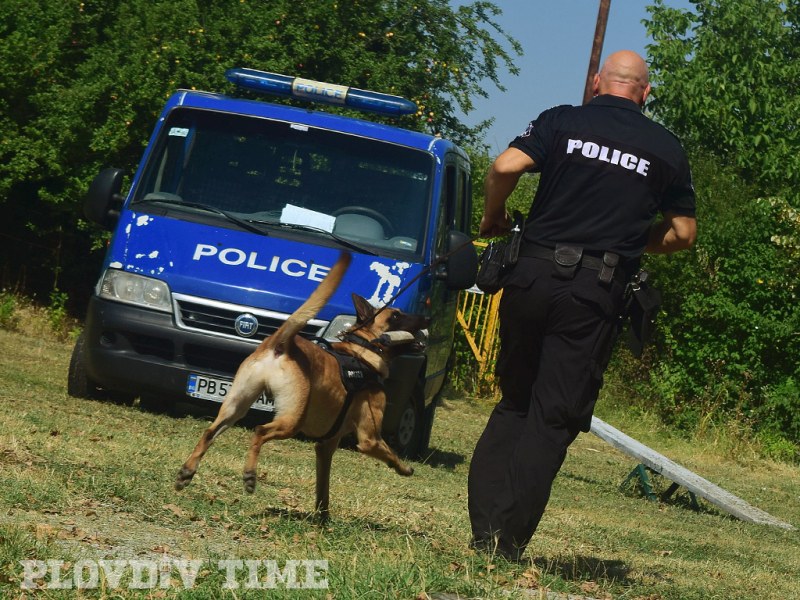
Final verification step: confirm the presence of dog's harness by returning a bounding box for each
[307,337,383,442]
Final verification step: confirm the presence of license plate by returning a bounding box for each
[186,373,274,412]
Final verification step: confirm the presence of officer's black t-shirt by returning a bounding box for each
[509,94,696,259]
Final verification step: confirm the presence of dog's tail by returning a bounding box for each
[271,251,352,350]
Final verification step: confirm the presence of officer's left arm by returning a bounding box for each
[645,212,697,254]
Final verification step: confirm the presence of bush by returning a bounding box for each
[0,292,18,330]
[610,152,800,452]
[756,377,800,445]
[0,291,80,341]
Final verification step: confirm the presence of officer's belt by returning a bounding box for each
[518,243,627,285]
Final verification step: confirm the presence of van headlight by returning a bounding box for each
[97,269,172,312]
[321,314,356,341]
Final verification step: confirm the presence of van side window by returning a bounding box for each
[439,161,471,244]
[458,168,471,234]
[444,164,457,231]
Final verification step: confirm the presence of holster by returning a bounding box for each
[475,211,525,294]
[624,272,662,357]
[475,241,507,295]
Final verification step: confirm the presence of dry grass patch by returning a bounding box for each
[0,327,798,599]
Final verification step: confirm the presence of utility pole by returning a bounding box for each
[582,0,611,105]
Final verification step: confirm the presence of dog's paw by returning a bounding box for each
[243,470,257,494]
[314,509,331,525]
[396,464,414,477]
[175,467,195,491]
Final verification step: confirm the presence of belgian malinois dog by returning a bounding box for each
[175,251,428,520]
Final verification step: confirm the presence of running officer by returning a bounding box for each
[468,50,697,561]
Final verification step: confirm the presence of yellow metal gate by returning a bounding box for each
[455,242,502,394]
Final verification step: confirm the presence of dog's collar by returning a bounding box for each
[341,332,384,355]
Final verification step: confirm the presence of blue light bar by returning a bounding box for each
[225,68,418,117]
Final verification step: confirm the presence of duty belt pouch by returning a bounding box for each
[553,244,583,280]
[476,210,524,294]
[599,251,620,285]
[625,272,662,357]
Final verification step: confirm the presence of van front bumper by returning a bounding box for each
[82,296,261,399]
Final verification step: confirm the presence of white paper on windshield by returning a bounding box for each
[279,204,336,233]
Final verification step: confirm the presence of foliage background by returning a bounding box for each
[0,0,519,308]
[630,0,800,458]
[645,0,800,196]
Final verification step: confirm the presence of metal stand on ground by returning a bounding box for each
[591,417,793,530]
[621,463,700,510]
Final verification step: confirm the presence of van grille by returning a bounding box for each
[173,294,327,342]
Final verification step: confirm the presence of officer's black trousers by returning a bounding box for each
[468,258,623,560]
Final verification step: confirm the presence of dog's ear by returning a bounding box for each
[352,293,375,324]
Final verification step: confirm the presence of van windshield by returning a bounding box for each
[132,108,433,258]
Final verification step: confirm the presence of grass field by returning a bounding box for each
[0,326,798,599]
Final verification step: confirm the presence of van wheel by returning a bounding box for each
[384,383,423,459]
[67,332,100,399]
[67,332,135,404]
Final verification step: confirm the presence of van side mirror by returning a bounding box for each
[85,168,125,229]
[438,230,478,290]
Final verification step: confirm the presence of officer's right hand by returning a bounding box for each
[479,211,512,238]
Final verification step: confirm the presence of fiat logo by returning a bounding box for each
[234,313,259,338]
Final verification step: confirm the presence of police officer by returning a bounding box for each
[468,50,697,561]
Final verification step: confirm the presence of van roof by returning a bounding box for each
[168,89,462,157]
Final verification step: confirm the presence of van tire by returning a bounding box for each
[68,332,135,405]
[384,382,423,459]
[67,332,101,399]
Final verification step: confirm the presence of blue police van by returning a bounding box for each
[68,68,477,457]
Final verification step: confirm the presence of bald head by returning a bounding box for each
[593,50,651,106]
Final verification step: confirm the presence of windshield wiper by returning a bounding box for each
[264,221,378,256]
[133,197,269,236]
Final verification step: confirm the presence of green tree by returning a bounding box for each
[622,0,800,453]
[644,0,800,199]
[0,0,520,304]
[644,155,798,437]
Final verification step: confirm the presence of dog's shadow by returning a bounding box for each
[250,506,394,534]
[418,447,465,471]
[532,554,634,585]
